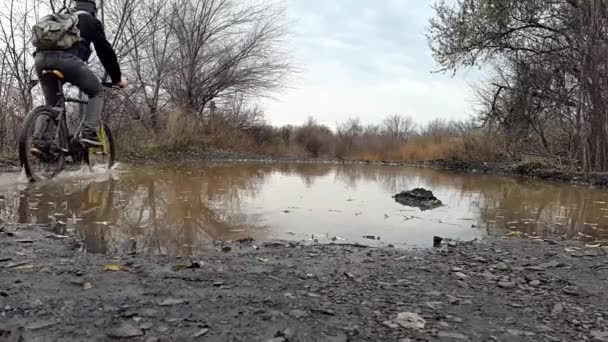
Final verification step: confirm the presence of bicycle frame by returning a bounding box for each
[44,74,111,161]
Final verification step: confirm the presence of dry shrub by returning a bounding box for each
[166,111,202,148]
[293,124,335,158]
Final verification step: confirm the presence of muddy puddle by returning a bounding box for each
[1,162,607,255]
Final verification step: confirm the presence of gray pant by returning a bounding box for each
[34,51,104,134]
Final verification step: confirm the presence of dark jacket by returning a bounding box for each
[69,13,121,83]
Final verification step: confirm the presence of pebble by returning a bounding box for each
[193,328,209,337]
[140,322,154,330]
[454,272,469,279]
[383,321,399,329]
[591,330,608,342]
[529,280,541,287]
[438,331,468,340]
[495,262,509,271]
[395,312,426,330]
[266,338,286,342]
[498,281,516,289]
[551,303,564,315]
[289,309,309,319]
[563,286,582,296]
[106,323,143,339]
[159,298,187,306]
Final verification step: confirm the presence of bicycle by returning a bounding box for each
[18,69,118,182]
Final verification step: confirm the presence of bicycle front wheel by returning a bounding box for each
[18,106,67,182]
[86,123,115,171]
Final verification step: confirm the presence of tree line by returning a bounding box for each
[0,0,291,153]
[429,0,608,171]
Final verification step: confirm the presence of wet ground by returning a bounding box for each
[1,224,607,341]
[1,162,608,256]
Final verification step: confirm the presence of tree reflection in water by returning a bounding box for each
[1,163,607,255]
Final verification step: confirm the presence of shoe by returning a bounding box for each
[30,139,50,160]
[81,130,102,147]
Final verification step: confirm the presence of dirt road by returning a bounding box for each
[1,224,607,341]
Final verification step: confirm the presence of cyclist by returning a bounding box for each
[32,0,127,154]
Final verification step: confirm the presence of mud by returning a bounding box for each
[1,223,607,341]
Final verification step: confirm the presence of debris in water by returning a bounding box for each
[393,188,443,211]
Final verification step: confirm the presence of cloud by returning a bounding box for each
[264,0,478,126]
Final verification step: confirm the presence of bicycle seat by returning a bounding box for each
[41,69,65,80]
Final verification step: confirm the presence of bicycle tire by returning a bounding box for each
[87,123,116,170]
[18,106,67,182]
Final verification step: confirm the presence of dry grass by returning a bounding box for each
[115,110,502,164]
[352,137,461,161]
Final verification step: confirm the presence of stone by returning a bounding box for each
[159,298,187,306]
[395,312,426,330]
[383,321,399,329]
[438,331,468,340]
[393,188,443,211]
[551,303,564,316]
[106,323,143,339]
[498,281,516,289]
[289,309,309,319]
[25,320,57,331]
[193,328,209,338]
[266,338,286,342]
[454,272,470,280]
[563,286,581,296]
[529,280,541,287]
[591,330,608,342]
[495,262,509,271]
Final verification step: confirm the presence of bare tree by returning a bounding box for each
[381,115,415,142]
[165,0,292,118]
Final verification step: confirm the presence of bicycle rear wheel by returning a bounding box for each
[86,123,115,171]
[18,106,67,182]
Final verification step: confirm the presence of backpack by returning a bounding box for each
[32,10,87,50]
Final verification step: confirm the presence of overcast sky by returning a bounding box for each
[263,0,479,127]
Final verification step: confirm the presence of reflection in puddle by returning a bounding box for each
[1,163,607,255]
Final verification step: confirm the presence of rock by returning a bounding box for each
[140,322,154,330]
[383,321,400,329]
[324,331,348,342]
[498,281,516,289]
[438,331,468,340]
[159,298,187,306]
[495,262,509,271]
[549,304,563,316]
[266,338,286,342]
[395,312,426,330]
[289,309,309,319]
[193,328,209,338]
[529,280,541,287]
[140,308,159,317]
[591,330,608,341]
[454,272,469,280]
[144,338,159,342]
[312,308,336,316]
[507,329,535,337]
[563,286,582,296]
[106,323,143,339]
[426,301,444,310]
[25,320,57,331]
[393,188,443,211]
[279,328,295,339]
[447,295,461,305]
